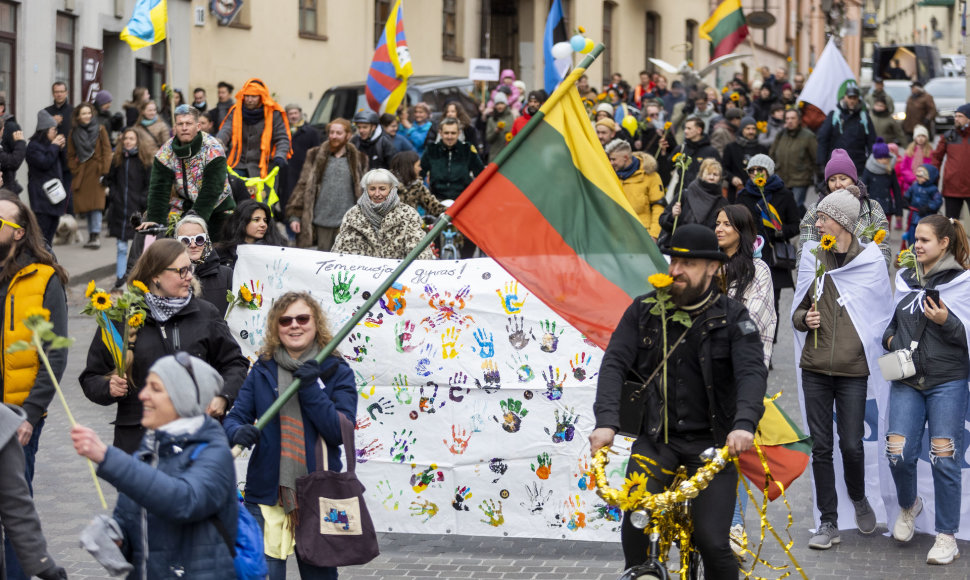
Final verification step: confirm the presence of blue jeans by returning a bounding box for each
[801,371,868,524]
[116,239,129,279]
[886,379,967,534]
[791,186,809,209]
[2,418,44,580]
[85,210,103,234]
[244,501,338,580]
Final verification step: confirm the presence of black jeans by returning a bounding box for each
[621,435,738,579]
[801,370,868,524]
[944,197,970,220]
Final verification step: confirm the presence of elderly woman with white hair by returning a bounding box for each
[175,214,233,316]
[331,168,435,259]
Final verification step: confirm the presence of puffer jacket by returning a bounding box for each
[616,152,665,238]
[882,255,969,389]
[25,136,65,217]
[770,127,818,188]
[792,237,869,377]
[331,203,435,260]
[99,417,237,580]
[223,356,358,506]
[105,152,150,240]
[904,163,942,216]
[861,154,903,216]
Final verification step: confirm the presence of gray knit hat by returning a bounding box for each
[747,153,775,176]
[36,110,56,132]
[148,354,224,418]
[739,116,757,132]
[816,189,860,233]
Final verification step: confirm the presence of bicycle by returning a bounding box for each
[593,445,732,580]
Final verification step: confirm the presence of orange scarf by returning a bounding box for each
[222,78,292,178]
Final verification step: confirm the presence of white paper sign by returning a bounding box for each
[469,58,501,82]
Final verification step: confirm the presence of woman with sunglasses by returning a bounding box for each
[175,214,232,316]
[71,354,238,579]
[224,291,357,580]
[80,239,249,453]
[216,198,288,270]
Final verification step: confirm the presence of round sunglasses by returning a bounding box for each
[178,234,209,247]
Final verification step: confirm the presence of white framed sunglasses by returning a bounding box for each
[177,233,209,247]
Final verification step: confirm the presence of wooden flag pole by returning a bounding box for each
[164,6,175,127]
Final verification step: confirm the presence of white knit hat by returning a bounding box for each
[816,189,861,233]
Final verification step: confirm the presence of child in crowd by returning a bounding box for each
[902,163,943,247]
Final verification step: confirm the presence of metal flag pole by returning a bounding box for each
[164,5,175,127]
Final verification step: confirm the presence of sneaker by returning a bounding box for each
[83,233,101,249]
[893,497,923,542]
[111,277,126,291]
[927,533,960,565]
[808,521,840,550]
[853,497,877,534]
[729,523,747,559]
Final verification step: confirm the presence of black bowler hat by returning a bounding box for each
[660,224,729,262]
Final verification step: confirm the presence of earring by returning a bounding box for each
[154,279,161,288]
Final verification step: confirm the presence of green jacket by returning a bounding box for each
[420,140,485,200]
[769,127,817,188]
[146,131,235,224]
[870,110,906,145]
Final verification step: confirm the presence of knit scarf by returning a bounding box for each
[72,120,100,164]
[225,78,292,178]
[357,188,400,233]
[139,117,158,127]
[615,156,640,180]
[144,292,192,323]
[272,343,321,523]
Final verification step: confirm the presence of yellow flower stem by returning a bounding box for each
[660,295,668,444]
[30,332,108,510]
[813,252,818,349]
[654,128,667,158]
[671,162,687,235]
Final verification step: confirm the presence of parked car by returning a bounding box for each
[881,80,911,122]
[941,54,966,77]
[308,75,480,131]
[925,77,966,133]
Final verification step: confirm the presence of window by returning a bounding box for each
[602,2,615,86]
[442,0,459,59]
[299,0,326,39]
[645,12,660,74]
[55,12,75,103]
[0,1,14,113]
[685,19,697,64]
[374,0,391,47]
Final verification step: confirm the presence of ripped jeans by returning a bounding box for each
[886,379,967,534]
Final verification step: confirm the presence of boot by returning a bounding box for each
[84,232,101,249]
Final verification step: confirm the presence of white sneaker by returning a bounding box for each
[893,497,923,542]
[927,533,960,565]
[729,523,746,559]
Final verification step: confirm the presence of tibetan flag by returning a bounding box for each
[699,0,749,60]
[543,0,569,94]
[446,58,667,350]
[365,0,413,115]
[737,397,812,501]
[120,0,167,51]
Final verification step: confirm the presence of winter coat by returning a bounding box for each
[0,404,60,577]
[399,179,446,217]
[904,178,942,217]
[931,124,970,199]
[223,356,358,506]
[420,140,485,200]
[105,152,150,240]
[798,183,892,266]
[864,88,895,114]
[861,155,903,216]
[757,117,784,149]
[616,152,665,238]
[870,110,906,145]
[332,203,435,260]
[883,255,969,389]
[67,124,112,215]
[902,90,937,135]
[279,123,322,209]
[351,126,397,171]
[817,101,875,177]
[285,142,367,248]
[0,133,26,195]
[669,135,720,190]
[195,250,233,317]
[708,126,735,158]
[594,290,767,443]
[400,120,433,156]
[215,109,291,178]
[657,178,727,240]
[146,132,236,228]
[770,127,818,188]
[792,237,876,377]
[132,120,170,156]
[25,137,66,217]
[737,175,800,290]
[895,149,931,194]
[751,94,778,122]
[99,417,236,580]
[485,109,516,159]
[79,297,249,453]
[722,137,768,199]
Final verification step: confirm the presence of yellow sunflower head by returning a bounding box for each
[239,286,253,302]
[496,121,506,129]
[85,280,96,298]
[754,176,767,187]
[131,280,149,294]
[819,234,837,251]
[578,25,586,33]
[663,121,672,131]
[672,152,683,162]
[648,273,674,289]
[505,132,513,142]
[730,92,740,102]
[24,306,50,321]
[873,229,887,245]
[721,86,729,94]
[91,292,113,311]
[128,312,145,328]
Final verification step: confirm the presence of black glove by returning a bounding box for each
[36,565,68,580]
[271,157,287,171]
[773,229,786,240]
[919,205,929,214]
[232,425,260,449]
[293,359,324,386]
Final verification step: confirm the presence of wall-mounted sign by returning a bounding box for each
[210,0,244,26]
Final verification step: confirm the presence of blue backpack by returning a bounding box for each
[190,443,268,580]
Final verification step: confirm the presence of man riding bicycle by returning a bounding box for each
[591,224,767,579]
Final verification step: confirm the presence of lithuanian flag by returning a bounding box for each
[700,0,749,60]
[446,46,667,350]
[737,397,812,501]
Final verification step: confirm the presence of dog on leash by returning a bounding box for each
[54,214,81,245]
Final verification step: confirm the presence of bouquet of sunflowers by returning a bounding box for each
[225,280,263,319]
[80,280,149,379]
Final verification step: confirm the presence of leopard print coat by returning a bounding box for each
[331,203,435,260]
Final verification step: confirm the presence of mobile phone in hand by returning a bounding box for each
[925,289,940,304]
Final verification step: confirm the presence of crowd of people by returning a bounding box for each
[0,60,969,580]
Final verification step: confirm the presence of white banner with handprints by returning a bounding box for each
[228,245,631,541]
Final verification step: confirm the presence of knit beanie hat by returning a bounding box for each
[816,189,861,233]
[725,108,743,120]
[739,116,757,131]
[35,110,56,132]
[872,137,890,159]
[595,118,617,132]
[912,124,929,141]
[148,355,224,419]
[94,90,113,108]
[493,91,508,105]
[596,103,615,117]
[957,103,970,118]
[747,153,775,176]
[824,148,858,182]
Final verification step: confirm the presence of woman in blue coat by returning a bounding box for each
[26,110,67,245]
[225,290,358,580]
[71,354,237,580]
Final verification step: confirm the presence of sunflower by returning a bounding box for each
[91,292,113,311]
[131,280,149,294]
[663,121,672,131]
[873,229,887,245]
[619,472,649,511]
[819,234,837,251]
[756,121,767,133]
[578,25,586,33]
[672,152,683,162]
[754,176,767,187]
[648,273,674,289]
[239,286,253,303]
[721,86,729,94]
[85,280,97,298]
[128,312,145,328]
[24,306,50,321]
[730,92,740,102]
[496,121,506,130]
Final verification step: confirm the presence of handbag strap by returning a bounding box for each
[627,326,692,401]
[313,413,357,474]
[909,304,930,350]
